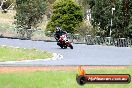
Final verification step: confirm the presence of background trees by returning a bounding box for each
[91,0,132,38]
[0,0,131,38]
[126,0,132,38]
[46,0,83,33]
[91,0,115,37]
[15,0,46,39]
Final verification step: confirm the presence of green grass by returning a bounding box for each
[0,67,131,88]
[0,46,53,61]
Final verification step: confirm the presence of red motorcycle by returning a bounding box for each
[57,34,73,49]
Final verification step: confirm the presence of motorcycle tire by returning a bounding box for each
[59,45,64,49]
[69,44,73,49]
[63,45,67,49]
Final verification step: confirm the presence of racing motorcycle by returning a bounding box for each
[56,34,73,49]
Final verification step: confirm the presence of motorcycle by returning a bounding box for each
[56,34,73,49]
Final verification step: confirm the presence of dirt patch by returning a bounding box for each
[0,66,128,73]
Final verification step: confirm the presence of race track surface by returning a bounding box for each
[0,38,132,66]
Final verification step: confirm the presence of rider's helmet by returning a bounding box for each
[56,26,61,32]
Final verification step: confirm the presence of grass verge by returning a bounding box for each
[0,45,53,61]
[0,67,131,88]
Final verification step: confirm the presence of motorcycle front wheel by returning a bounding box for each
[69,44,73,49]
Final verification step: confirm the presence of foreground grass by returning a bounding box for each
[0,46,53,61]
[0,67,131,88]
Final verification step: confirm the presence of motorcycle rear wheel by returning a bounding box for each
[63,45,67,49]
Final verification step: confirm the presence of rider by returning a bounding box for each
[54,26,67,46]
[54,26,67,41]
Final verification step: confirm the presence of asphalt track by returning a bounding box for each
[0,38,132,66]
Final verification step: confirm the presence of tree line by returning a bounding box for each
[0,0,132,38]
[90,0,132,38]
